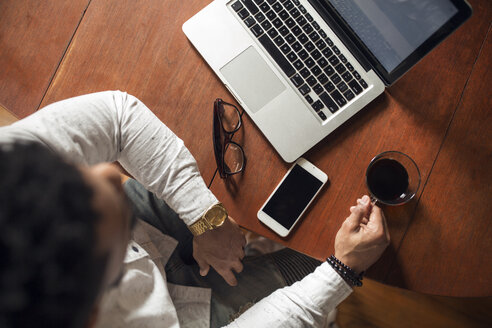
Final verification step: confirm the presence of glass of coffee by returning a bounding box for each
[365,151,421,206]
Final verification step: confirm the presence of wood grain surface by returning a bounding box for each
[0,103,18,126]
[4,0,489,297]
[208,0,491,296]
[0,0,89,118]
[40,0,222,183]
[337,278,492,327]
[385,23,492,297]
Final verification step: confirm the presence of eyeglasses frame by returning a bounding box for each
[213,98,245,178]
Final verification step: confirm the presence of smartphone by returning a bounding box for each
[257,158,328,237]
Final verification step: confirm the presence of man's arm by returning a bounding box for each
[228,262,352,327]
[0,91,245,284]
[0,91,216,223]
[227,196,390,327]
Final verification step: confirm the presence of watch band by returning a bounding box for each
[188,203,227,236]
[188,218,214,236]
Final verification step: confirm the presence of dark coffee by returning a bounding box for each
[367,158,409,202]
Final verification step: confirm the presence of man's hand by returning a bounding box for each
[334,195,390,274]
[193,216,246,286]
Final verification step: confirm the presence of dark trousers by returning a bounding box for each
[124,179,321,327]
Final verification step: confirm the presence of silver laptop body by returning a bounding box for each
[183,0,471,162]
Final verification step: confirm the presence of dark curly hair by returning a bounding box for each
[0,142,108,328]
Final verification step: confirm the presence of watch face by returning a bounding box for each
[206,205,227,226]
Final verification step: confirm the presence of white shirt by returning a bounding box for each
[0,91,352,327]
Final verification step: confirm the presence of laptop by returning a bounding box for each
[183,0,472,162]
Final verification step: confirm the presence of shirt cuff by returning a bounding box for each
[189,200,221,226]
[296,261,353,310]
[174,177,218,226]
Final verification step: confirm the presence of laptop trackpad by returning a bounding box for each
[220,46,286,113]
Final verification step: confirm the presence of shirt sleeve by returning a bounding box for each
[0,90,217,225]
[225,262,353,328]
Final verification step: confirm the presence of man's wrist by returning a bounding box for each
[188,202,227,236]
[334,252,363,275]
[326,255,364,287]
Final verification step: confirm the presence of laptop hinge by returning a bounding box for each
[307,0,373,73]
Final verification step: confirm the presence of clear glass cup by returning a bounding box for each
[365,151,421,206]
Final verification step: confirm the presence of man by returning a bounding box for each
[0,91,389,327]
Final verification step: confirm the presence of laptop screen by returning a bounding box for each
[317,0,472,84]
[326,0,457,72]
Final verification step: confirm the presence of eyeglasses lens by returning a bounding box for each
[223,143,244,174]
[220,103,241,133]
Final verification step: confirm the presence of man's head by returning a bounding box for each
[0,143,133,328]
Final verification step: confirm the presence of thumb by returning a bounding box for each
[195,256,210,276]
[200,265,210,276]
[345,196,371,230]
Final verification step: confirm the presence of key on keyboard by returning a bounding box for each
[231,0,369,121]
[258,34,296,77]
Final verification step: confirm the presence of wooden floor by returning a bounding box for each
[337,279,492,328]
[0,103,17,126]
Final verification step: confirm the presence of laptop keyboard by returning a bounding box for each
[231,0,369,121]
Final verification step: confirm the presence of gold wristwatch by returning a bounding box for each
[188,203,228,236]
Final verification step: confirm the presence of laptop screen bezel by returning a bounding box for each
[312,0,473,86]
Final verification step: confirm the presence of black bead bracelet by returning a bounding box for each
[326,255,364,287]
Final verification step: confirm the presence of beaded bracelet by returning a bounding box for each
[326,255,364,287]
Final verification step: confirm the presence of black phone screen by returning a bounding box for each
[263,164,324,230]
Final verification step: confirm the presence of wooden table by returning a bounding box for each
[1,0,490,297]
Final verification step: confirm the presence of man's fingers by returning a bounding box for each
[345,196,371,230]
[195,257,210,276]
[237,247,245,260]
[368,205,384,228]
[199,266,210,276]
[232,260,244,274]
[219,269,238,286]
[192,215,246,285]
[369,206,390,244]
[345,210,364,230]
[357,197,373,218]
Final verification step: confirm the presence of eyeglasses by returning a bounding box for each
[213,98,245,178]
